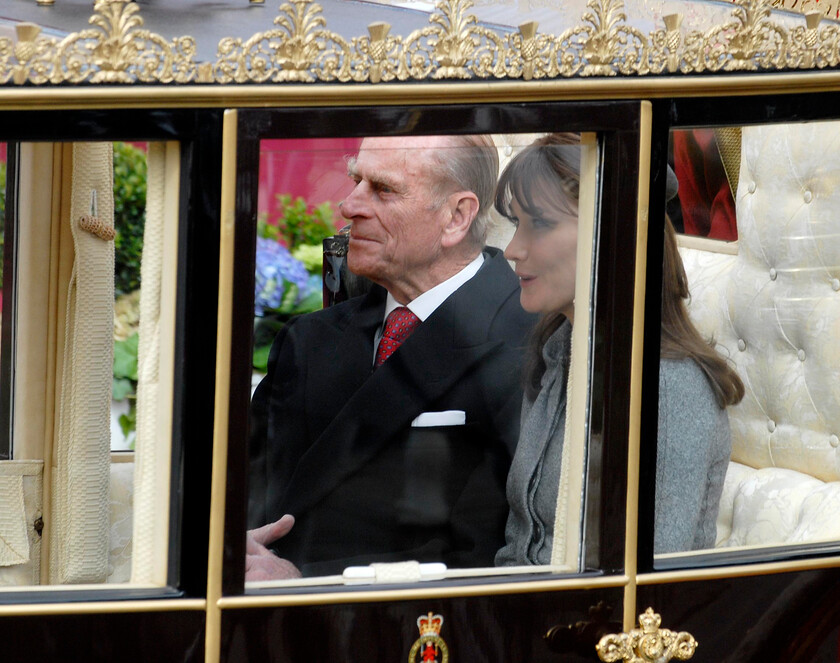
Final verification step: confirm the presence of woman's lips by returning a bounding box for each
[517,273,536,286]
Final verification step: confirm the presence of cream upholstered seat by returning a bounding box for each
[679,121,840,549]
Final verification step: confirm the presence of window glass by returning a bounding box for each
[112,142,148,453]
[656,121,840,565]
[245,132,598,588]
[669,128,739,242]
[0,141,177,588]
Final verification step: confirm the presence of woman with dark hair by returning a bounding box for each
[494,133,744,565]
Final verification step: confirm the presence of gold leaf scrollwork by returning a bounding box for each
[0,0,839,84]
[575,0,649,76]
[816,22,840,66]
[505,21,557,80]
[596,608,698,663]
[647,13,683,74]
[708,0,788,70]
[399,0,506,80]
[787,11,840,67]
[215,0,351,82]
[53,0,197,83]
[352,22,401,83]
[0,23,59,85]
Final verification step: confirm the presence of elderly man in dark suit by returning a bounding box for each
[247,134,535,579]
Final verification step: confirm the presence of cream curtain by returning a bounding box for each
[50,143,115,584]
[130,142,178,585]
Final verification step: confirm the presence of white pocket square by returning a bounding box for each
[410,410,466,427]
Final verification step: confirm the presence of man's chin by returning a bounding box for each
[346,258,380,283]
[347,249,379,280]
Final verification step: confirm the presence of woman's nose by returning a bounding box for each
[504,229,527,262]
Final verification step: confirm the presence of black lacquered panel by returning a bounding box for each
[637,567,840,663]
[221,586,624,662]
[0,609,205,663]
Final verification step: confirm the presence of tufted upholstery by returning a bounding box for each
[679,121,840,549]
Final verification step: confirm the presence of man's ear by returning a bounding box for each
[441,191,479,248]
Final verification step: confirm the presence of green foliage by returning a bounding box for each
[263,194,336,250]
[113,142,147,296]
[113,332,139,383]
[292,243,324,273]
[113,333,138,441]
[118,408,136,441]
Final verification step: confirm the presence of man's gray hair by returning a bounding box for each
[429,134,499,247]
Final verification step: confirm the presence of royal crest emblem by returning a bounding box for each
[408,612,449,663]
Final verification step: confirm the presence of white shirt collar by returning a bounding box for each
[382,253,485,323]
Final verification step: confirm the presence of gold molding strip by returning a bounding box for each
[219,574,630,609]
[204,109,240,663]
[2,69,840,111]
[622,100,652,633]
[1,0,839,86]
[638,553,840,585]
[0,599,206,617]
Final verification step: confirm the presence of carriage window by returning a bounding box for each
[655,121,840,565]
[244,132,599,587]
[669,128,739,242]
[0,141,178,588]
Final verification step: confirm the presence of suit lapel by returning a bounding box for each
[302,286,384,428]
[281,250,519,515]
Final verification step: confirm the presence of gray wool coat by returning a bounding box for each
[496,321,731,566]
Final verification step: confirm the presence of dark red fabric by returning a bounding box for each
[673,129,738,241]
[375,307,420,367]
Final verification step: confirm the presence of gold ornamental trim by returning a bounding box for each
[596,608,698,663]
[0,0,839,85]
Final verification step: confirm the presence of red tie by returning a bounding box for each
[375,307,420,367]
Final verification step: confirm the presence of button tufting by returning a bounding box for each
[769,268,777,281]
[748,181,756,194]
[804,190,813,203]
[832,278,840,292]
[830,435,840,449]
[767,419,776,433]
[797,349,806,361]
[738,339,746,351]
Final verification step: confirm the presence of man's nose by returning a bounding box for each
[339,183,367,220]
[338,197,352,222]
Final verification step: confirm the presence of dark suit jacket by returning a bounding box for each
[248,248,536,576]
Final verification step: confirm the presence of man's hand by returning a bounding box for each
[245,514,302,581]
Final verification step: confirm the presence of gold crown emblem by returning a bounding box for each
[417,612,443,637]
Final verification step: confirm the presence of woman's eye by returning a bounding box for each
[533,217,553,229]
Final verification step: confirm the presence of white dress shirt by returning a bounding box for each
[373,253,485,359]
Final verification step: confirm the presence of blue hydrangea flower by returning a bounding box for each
[254,237,312,316]
[302,273,322,300]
